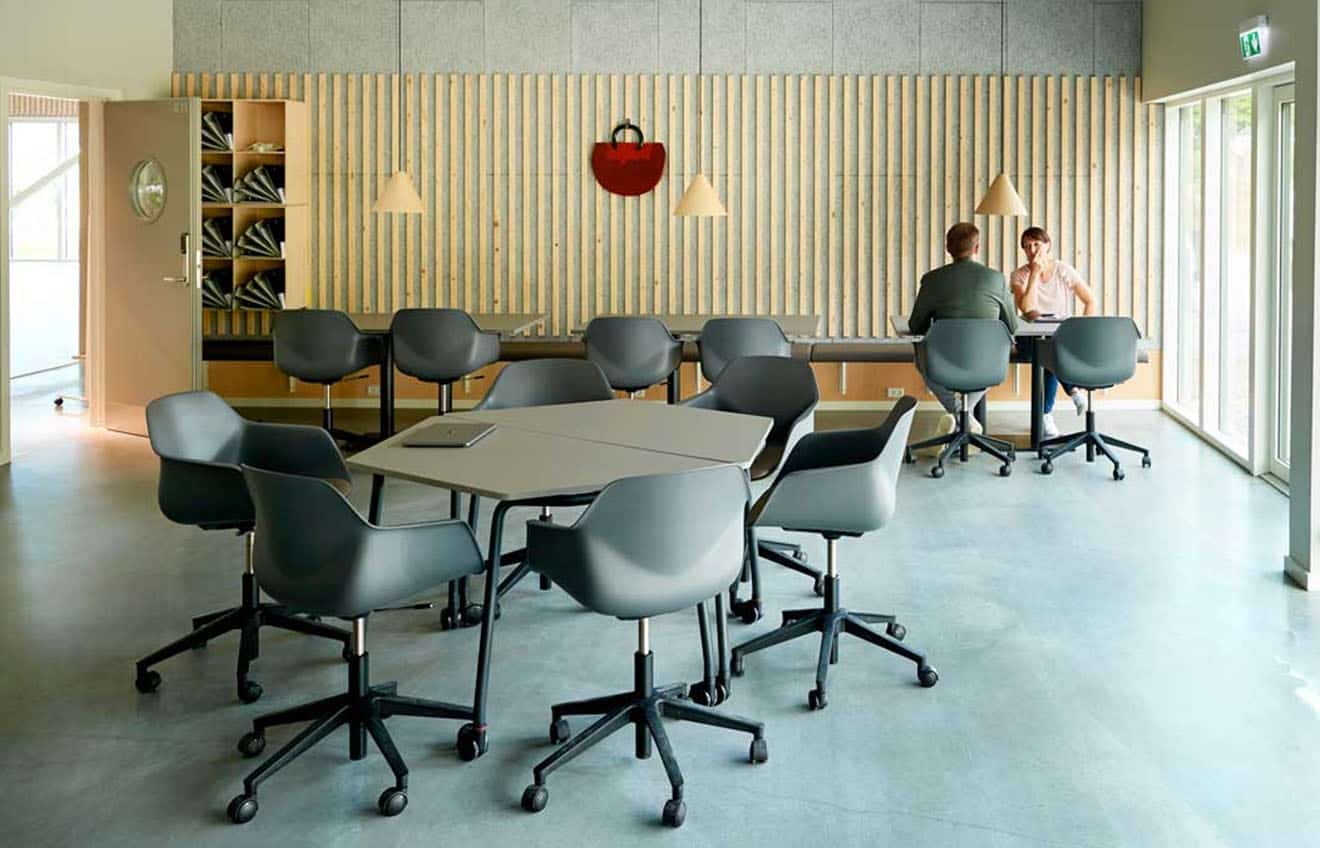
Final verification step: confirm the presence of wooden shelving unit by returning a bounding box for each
[199,98,308,333]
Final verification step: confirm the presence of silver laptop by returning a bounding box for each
[402,421,495,448]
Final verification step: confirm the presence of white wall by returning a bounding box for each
[0,0,172,98]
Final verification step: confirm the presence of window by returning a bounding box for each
[8,118,80,262]
[1163,76,1291,473]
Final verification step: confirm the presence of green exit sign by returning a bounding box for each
[1240,30,1262,58]
[1240,15,1268,60]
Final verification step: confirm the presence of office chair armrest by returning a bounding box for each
[776,428,881,477]
[242,421,351,484]
[157,457,250,527]
[369,518,485,579]
[524,517,581,582]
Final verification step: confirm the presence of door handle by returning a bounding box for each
[171,231,193,288]
[162,276,189,285]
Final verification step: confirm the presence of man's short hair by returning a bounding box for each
[1020,226,1051,246]
[946,222,979,258]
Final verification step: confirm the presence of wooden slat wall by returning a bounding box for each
[8,93,79,118]
[174,72,1164,340]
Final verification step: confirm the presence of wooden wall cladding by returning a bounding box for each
[174,72,1164,341]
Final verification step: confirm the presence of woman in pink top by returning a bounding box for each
[1009,227,1097,437]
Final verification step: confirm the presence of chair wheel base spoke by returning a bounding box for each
[134,669,161,694]
[522,784,548,813]
[662,798,686,828]
[377,787,407,817]
[227,794,258,824]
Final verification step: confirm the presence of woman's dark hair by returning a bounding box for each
[1020,226,1051,247]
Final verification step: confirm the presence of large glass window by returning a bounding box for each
[1273,91,1295,477]
[1173,104,1203,420]
[1217,93,1252,453]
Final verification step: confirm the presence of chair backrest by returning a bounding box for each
[683,356,818,479]
[754,396,917,537]
[146,391,251,528]
[243,465,480,618]
[1047,317,1139,389]
[390,308,500,384]
[273,309,382,384]
[583,316,682,391]
[526,466,749,619]
[477,358,615,410]
[917,318,1012,392]
[698,318,791,382]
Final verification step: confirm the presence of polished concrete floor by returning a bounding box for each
[1,396,1313,847]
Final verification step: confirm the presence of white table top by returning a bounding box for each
[451,400,772,464]
[887,315,1060,339]
[574,313,822,338]
[349,311,547,335]
[349,403,771,500]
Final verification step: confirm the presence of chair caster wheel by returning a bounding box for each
[903,448,915,464]
[812,574,826,597]
[730,654,745,677]
[134,669,161,694]
[237,680,263,704]
[731,599,761,624]
[808,688,827,710]
[918,664,939,688]
[377,786,407,817]
[522,784,548,813]
[999,464,1012,477]
[688,681,728,706]
[1142,455,1151,468]
[456,723,487,761]
[662,798,686,828]
[237,732,266,758]
[1040,461,1053,475]
[440,608,457,630]
[749,737,768,764]
[227,794,258,824]
[462,603,484,626]
[1113,467,1125,481]
[930,465,945,479]
[886,622,907,641]
[550,718,571,744]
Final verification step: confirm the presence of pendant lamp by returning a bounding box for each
[674,0,726,217]
[974,173,1028,217]
[373,1,424,214]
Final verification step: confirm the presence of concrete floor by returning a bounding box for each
[1,398,1314,847]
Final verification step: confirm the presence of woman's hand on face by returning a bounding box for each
[1023,309,1041,322]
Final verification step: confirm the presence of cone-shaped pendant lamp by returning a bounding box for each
[674,0,725,218]
[374,1,423,216]
[674,172,726,217]
[373,170,424,214]
[975,173,1028,216]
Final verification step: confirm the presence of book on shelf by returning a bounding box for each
[236,269,285,310]
[201,112,234,151]
[233,166,285,203]
[201,164,233,202]
[202,219,233,257]
[236,218,284,258]
[201,268,233,309]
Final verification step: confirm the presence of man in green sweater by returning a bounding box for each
[908,222,1018,420]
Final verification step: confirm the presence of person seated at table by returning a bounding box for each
[909,222,1018,440]
[1008,226,1097,437]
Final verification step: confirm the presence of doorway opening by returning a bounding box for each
[6,93,86,456]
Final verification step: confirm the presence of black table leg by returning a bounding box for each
[471,500,511,739]
[380,337,395,440]
[1030,337,1044,451]
[368,475,384,524]
[667,368,680,404]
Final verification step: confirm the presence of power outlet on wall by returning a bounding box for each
[886,387,904,399]
[367,385,380,397]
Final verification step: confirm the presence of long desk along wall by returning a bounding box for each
[174,73,1164,342]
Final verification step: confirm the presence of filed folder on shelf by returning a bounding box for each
[202,165,233,202]
[233,166,285,203]
[202,268,233,309]
[202,111,234,151]
[236,269,285,310]
[202,219,233,257]
[236,219,284,258]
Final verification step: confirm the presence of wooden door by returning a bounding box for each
[103,99,200,435]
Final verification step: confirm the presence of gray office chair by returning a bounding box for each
[583,316,682,394]
[273,309,384,448]
[518,466,767,828]
[1038,317,1151,480]
[697,317,791,383]
[226,466,486,824]
[731,398,938,709]
[683,355,821,622]
[390,308,500,415]
[135,391,350,703]
[904,318,1016,478]
[441,358,618,628]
